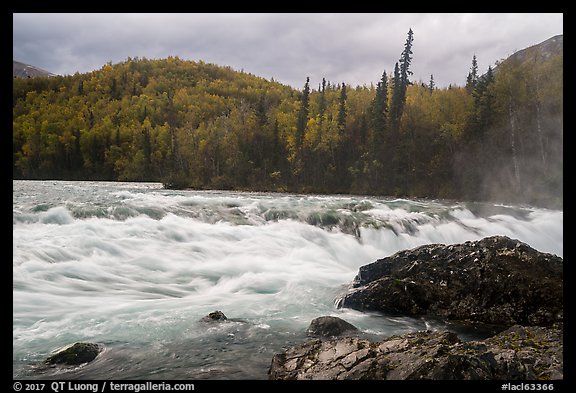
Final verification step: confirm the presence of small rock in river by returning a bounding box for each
[201,310,228,322]
[306,316,359,338]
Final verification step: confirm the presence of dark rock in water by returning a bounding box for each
[201,310,228,322]
[338,236,563,327]
[199,310,248,325]
[45,342,102,366]
[306,316,358,338]
[268,323,563,380]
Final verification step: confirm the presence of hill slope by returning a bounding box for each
[506,34,563,66]
[472,34,563,207]
[13,60,56,78]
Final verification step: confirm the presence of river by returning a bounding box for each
[13,180,563,379]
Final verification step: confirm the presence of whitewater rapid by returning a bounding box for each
[13,180,562,379]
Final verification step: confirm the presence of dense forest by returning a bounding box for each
[13,31,563,208]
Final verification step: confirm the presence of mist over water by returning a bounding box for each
[13,180,563,379]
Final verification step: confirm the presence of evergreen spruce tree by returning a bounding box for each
[428,74,435,93]
[319,78,327,115]
[319,77,327,128]
[399,28,414,90]
[296,77,310,150]
[371,71,388,148]
[337,82,347,132]
[390,62,402,132]
[389,28,415,132]
[388,28,415,194]
[466,54,479,92]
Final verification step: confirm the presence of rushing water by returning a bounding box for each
[13,180,563,380]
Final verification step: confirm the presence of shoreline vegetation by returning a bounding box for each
[13,33,562,210]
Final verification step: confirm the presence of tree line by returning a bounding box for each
[13,30,563,208]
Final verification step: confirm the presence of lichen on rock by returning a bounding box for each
[269,324,563,380]
[338,236,562,326]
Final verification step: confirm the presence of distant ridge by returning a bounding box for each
[509,34,563,63]
[494,34,563,72]
[13,60,57,79]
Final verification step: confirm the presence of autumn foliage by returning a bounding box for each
[13,37,562,208]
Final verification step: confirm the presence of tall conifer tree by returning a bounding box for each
[296,77,310,149]
[390,28,415,132]
[337,82,347,132]
[466,54,479,92]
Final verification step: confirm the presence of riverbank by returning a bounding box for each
[269,236,563,380]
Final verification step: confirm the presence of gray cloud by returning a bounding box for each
[13,13,563,89]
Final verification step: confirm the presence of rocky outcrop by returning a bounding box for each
[306,316,358,338]
[338,236,563,326]
[45,342,102,366]
[270,236,563,380]
[268,323,563,380]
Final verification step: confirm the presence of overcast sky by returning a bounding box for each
[13,13,563,89]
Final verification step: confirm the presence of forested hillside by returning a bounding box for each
[12,33,563,208]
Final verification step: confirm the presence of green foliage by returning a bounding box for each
[12,44,562,208]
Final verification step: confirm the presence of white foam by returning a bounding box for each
[13,181,563,379]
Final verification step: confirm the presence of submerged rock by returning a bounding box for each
[338,236,563,327]
[45,342,102,366]
[306,316,358,338]
[268,323,563,380]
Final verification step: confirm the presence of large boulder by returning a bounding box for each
[338,236,562,326]
[45,342,102,366]
[306,316,358,338]
[268,323,563,380]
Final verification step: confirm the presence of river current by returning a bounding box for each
[12,180,563,379]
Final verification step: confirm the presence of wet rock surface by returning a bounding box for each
[45,342,102,366]
[306,316,358,338]
[201,310,228,322]
[268,323,563,380]
[338,236,563,326]
[271,236,564,380]
[199,310,248,325]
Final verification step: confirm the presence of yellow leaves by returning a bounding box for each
[173,87,192,109]
[304,117,319,147]
[439,122,464,140]
[302,115,339,154]
[58,130,76,151]
[142,118,152,130]
[102,64,113,73]
[402,84,471,140]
